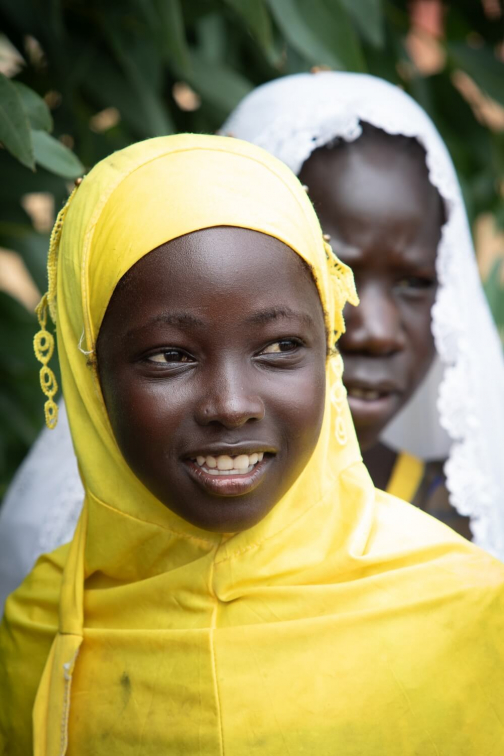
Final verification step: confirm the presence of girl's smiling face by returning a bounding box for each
[97,227,327,532]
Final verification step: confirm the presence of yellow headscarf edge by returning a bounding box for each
[32,134,358,431]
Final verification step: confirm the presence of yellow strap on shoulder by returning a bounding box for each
[386,451,424,503]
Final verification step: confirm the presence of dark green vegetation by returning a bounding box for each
[0,0,503,498]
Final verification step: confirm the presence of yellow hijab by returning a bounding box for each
[1,134,504,756]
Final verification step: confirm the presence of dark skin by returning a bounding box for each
[299,126,472,539]
[97,227,327,533]
[299,127,442,486]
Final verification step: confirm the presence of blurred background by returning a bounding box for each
[0,0,503,501]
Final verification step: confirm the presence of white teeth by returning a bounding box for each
[217,455,233,471]
[349,388,381,401]
[192,452,267,475]
[206,465,255,476]
[234,454,250,470]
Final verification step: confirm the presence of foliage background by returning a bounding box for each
[0,0,503,499]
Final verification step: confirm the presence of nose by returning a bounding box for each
[340,282,405,356]
[194,361,265,429]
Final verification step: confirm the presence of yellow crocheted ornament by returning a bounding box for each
[33,186,79,429]
[323,240,359,344]
[33,293,58,429]
[322,239,359,447]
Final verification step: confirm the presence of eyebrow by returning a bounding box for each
[245,306,315,329]
[124,312,205,341]
[124,306,315,343]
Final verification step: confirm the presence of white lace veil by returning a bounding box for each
[1,72,503,612]
[222,72,504,558]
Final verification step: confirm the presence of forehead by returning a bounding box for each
[103,227,324,332]
[300,135,444,266]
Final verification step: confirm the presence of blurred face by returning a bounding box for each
[299,130,444,451]
[97,227,327,532]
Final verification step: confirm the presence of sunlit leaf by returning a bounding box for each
[13,82,53,132]
[0,228,49,293]
[448,43,504,108]
[0,73,34,170]
[32,130,85,179]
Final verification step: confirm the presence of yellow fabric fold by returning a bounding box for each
[1,134,504,755]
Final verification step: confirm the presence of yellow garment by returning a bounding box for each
[386,451,424,502]
[1,134,504,756]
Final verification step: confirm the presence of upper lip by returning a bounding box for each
[183,442,277,459]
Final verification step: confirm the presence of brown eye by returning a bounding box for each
[260,339,300,354]
[396,276,437,291]
[148,350,193,364]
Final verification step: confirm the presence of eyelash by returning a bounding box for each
[144,349,194,365]
[395,275,437,292]
[143,338,304,367]
[258,338,303,356]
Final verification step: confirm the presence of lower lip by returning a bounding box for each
[346,391,400,425]
[184,456,272,497]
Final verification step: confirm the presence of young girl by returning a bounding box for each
[1,134,503,754]
[2,75,503,615]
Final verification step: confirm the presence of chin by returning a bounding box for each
[349,403,402,452]
[353,422,387,452]
[165,497,276,534]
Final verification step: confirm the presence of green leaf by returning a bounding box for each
[337,0,384,48]
[13,82,53,132]
[104,25,174,135]
[32,130,85,178]
[223,0,274,54]
[0,308,42,443]
[448,43,504,108]
[0,201,32,228]
[268,0,365,72]
[0,390,39,447]
[0,72,34,170]
[154,0,191,72]
[0,229,50,293]
[196,13,228,65]
[186,50,253,114]
[83,53,156,138]
[484,258,504,337]
[0,149,66,202]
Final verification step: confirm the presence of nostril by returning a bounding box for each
[195,395,265,428]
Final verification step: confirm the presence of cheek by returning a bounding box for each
[103,373,190,462]
[403,299,436,360]
[267,364,327,450]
